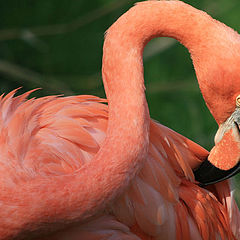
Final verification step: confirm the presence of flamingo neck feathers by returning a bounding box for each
[104,1,240,124]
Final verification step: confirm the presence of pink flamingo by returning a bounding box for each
[0,1,239,239]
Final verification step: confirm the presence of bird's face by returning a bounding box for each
[214,102,240,146]
[209,56,240,149]
[194,53,240,186]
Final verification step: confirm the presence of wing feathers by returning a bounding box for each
[0,91,107,179]
[0,90,237,239]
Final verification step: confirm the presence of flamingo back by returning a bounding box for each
[0,91,239,240]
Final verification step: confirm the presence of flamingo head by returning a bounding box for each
[193,32,240,186]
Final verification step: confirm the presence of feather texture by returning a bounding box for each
[0,91,238,239]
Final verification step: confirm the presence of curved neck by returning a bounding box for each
[3,1,238,238]
[103,1,240,124]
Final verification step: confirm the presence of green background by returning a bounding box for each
[0,0,239,205]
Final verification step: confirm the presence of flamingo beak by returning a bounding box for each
[194,109,240,186]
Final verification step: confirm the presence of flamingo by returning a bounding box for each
[0,1,239,239]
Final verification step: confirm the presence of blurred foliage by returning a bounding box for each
[0,0,239,202]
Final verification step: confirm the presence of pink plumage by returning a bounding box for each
[0,1,239,239]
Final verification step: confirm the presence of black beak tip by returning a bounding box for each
[194,159,240,187]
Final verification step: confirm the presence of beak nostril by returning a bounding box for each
[234,121,240,133]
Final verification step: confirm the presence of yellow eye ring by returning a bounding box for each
[236,95,240,107]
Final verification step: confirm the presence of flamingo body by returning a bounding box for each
[0,90,239,239]
[0,1,240,239]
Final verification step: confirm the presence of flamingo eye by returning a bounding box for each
[236,95,240,107]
